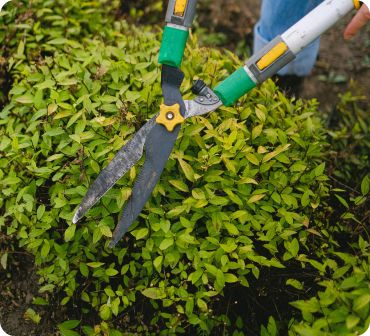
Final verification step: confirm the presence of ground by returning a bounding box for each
[0,253,68,336]
[1,1,369,335]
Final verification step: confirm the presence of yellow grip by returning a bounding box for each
[257,42,288,70]
[174,0,188,17]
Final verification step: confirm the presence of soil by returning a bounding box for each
[1,1,369,335]
[0,253,67,336]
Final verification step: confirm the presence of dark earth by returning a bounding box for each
[1,1,369,335]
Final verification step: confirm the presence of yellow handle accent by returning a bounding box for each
[353,0,361,9]
[256,42,288,70]
[156,103,185,132]
[174,0,188,16]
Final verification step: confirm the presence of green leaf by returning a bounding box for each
[252,124,263,139]
[247,194,265,204]
[314,162,325,176]
[159,238,174,250]
[346,315,360,330]
[132,228,149,240]
[169,179,189,192]
[353,294,370,312]
[224,222,239,235]
[309,259,326,273]
[220,241,237,253]
[153,255,163,271]
[286,278,303,290]
[179,159,195,182]
[189,269,203,284]
[48,37,68,44]
[262,144,290,163]
[224,273,238,283]
[301,190,310,207]
[58,320,80,330]
[99,304,111,321]
[79,263,89,277]
[215,270,225,291]
[100,225,112,238]
[47,103,58,115]
[266,316,278,336]
[45,128,65,137]
[106,268,119,276]
[35,79,55,90]
[59,78,78,86]
[39,284,55,293]
[192,188,206,200]
[40,241,50,258]
[32,297,49,306]
[239,177,258,185]
[142,287,165,300]
[24,308,41,324]
[64,225,76,242]
[111,297,120,316]
[209,196,229,206]
[16,95,33,104]
[86,262,105,268]
[246,153,260,166]
[335,194,349,209]
[289,238,299,257]
[93,227,102,244]
[1,253,8,270]
[46,154,64,162]
[361,175,369,195]
[332,265,351,279]
[17,39,25,57]
[197,298,208,312]
[125,91,141,102]
[255,107,266,123]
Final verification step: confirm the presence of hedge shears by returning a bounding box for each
[73,0,363,247]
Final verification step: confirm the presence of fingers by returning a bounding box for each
[343,4,370,40]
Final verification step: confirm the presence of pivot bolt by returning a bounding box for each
[156,103,185,132]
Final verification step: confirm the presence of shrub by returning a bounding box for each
[287,92,370,336]
[0,1,369,335]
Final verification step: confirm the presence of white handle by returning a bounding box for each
[281,0,355,54]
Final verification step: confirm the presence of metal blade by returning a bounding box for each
[72,117,156,224]
[184,83,223,118]
[108,123,180,247]
[109,64,185,247]
[184,99,222,118]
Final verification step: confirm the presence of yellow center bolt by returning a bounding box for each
[156,103,185,132]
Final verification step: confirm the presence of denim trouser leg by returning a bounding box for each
[254,0,323,76]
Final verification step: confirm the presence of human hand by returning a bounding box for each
[344,2,370,39]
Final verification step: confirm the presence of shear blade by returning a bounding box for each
[72,117,156,224]
[108,122,181,247]
[73,65,186,246]
[109,65,186,247]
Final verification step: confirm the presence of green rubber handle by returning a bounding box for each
[158,26,189,68]
[214,67,257,106]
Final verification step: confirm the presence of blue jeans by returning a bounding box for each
[254,0,323,76]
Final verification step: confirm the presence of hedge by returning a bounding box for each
[0,1,369,335]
